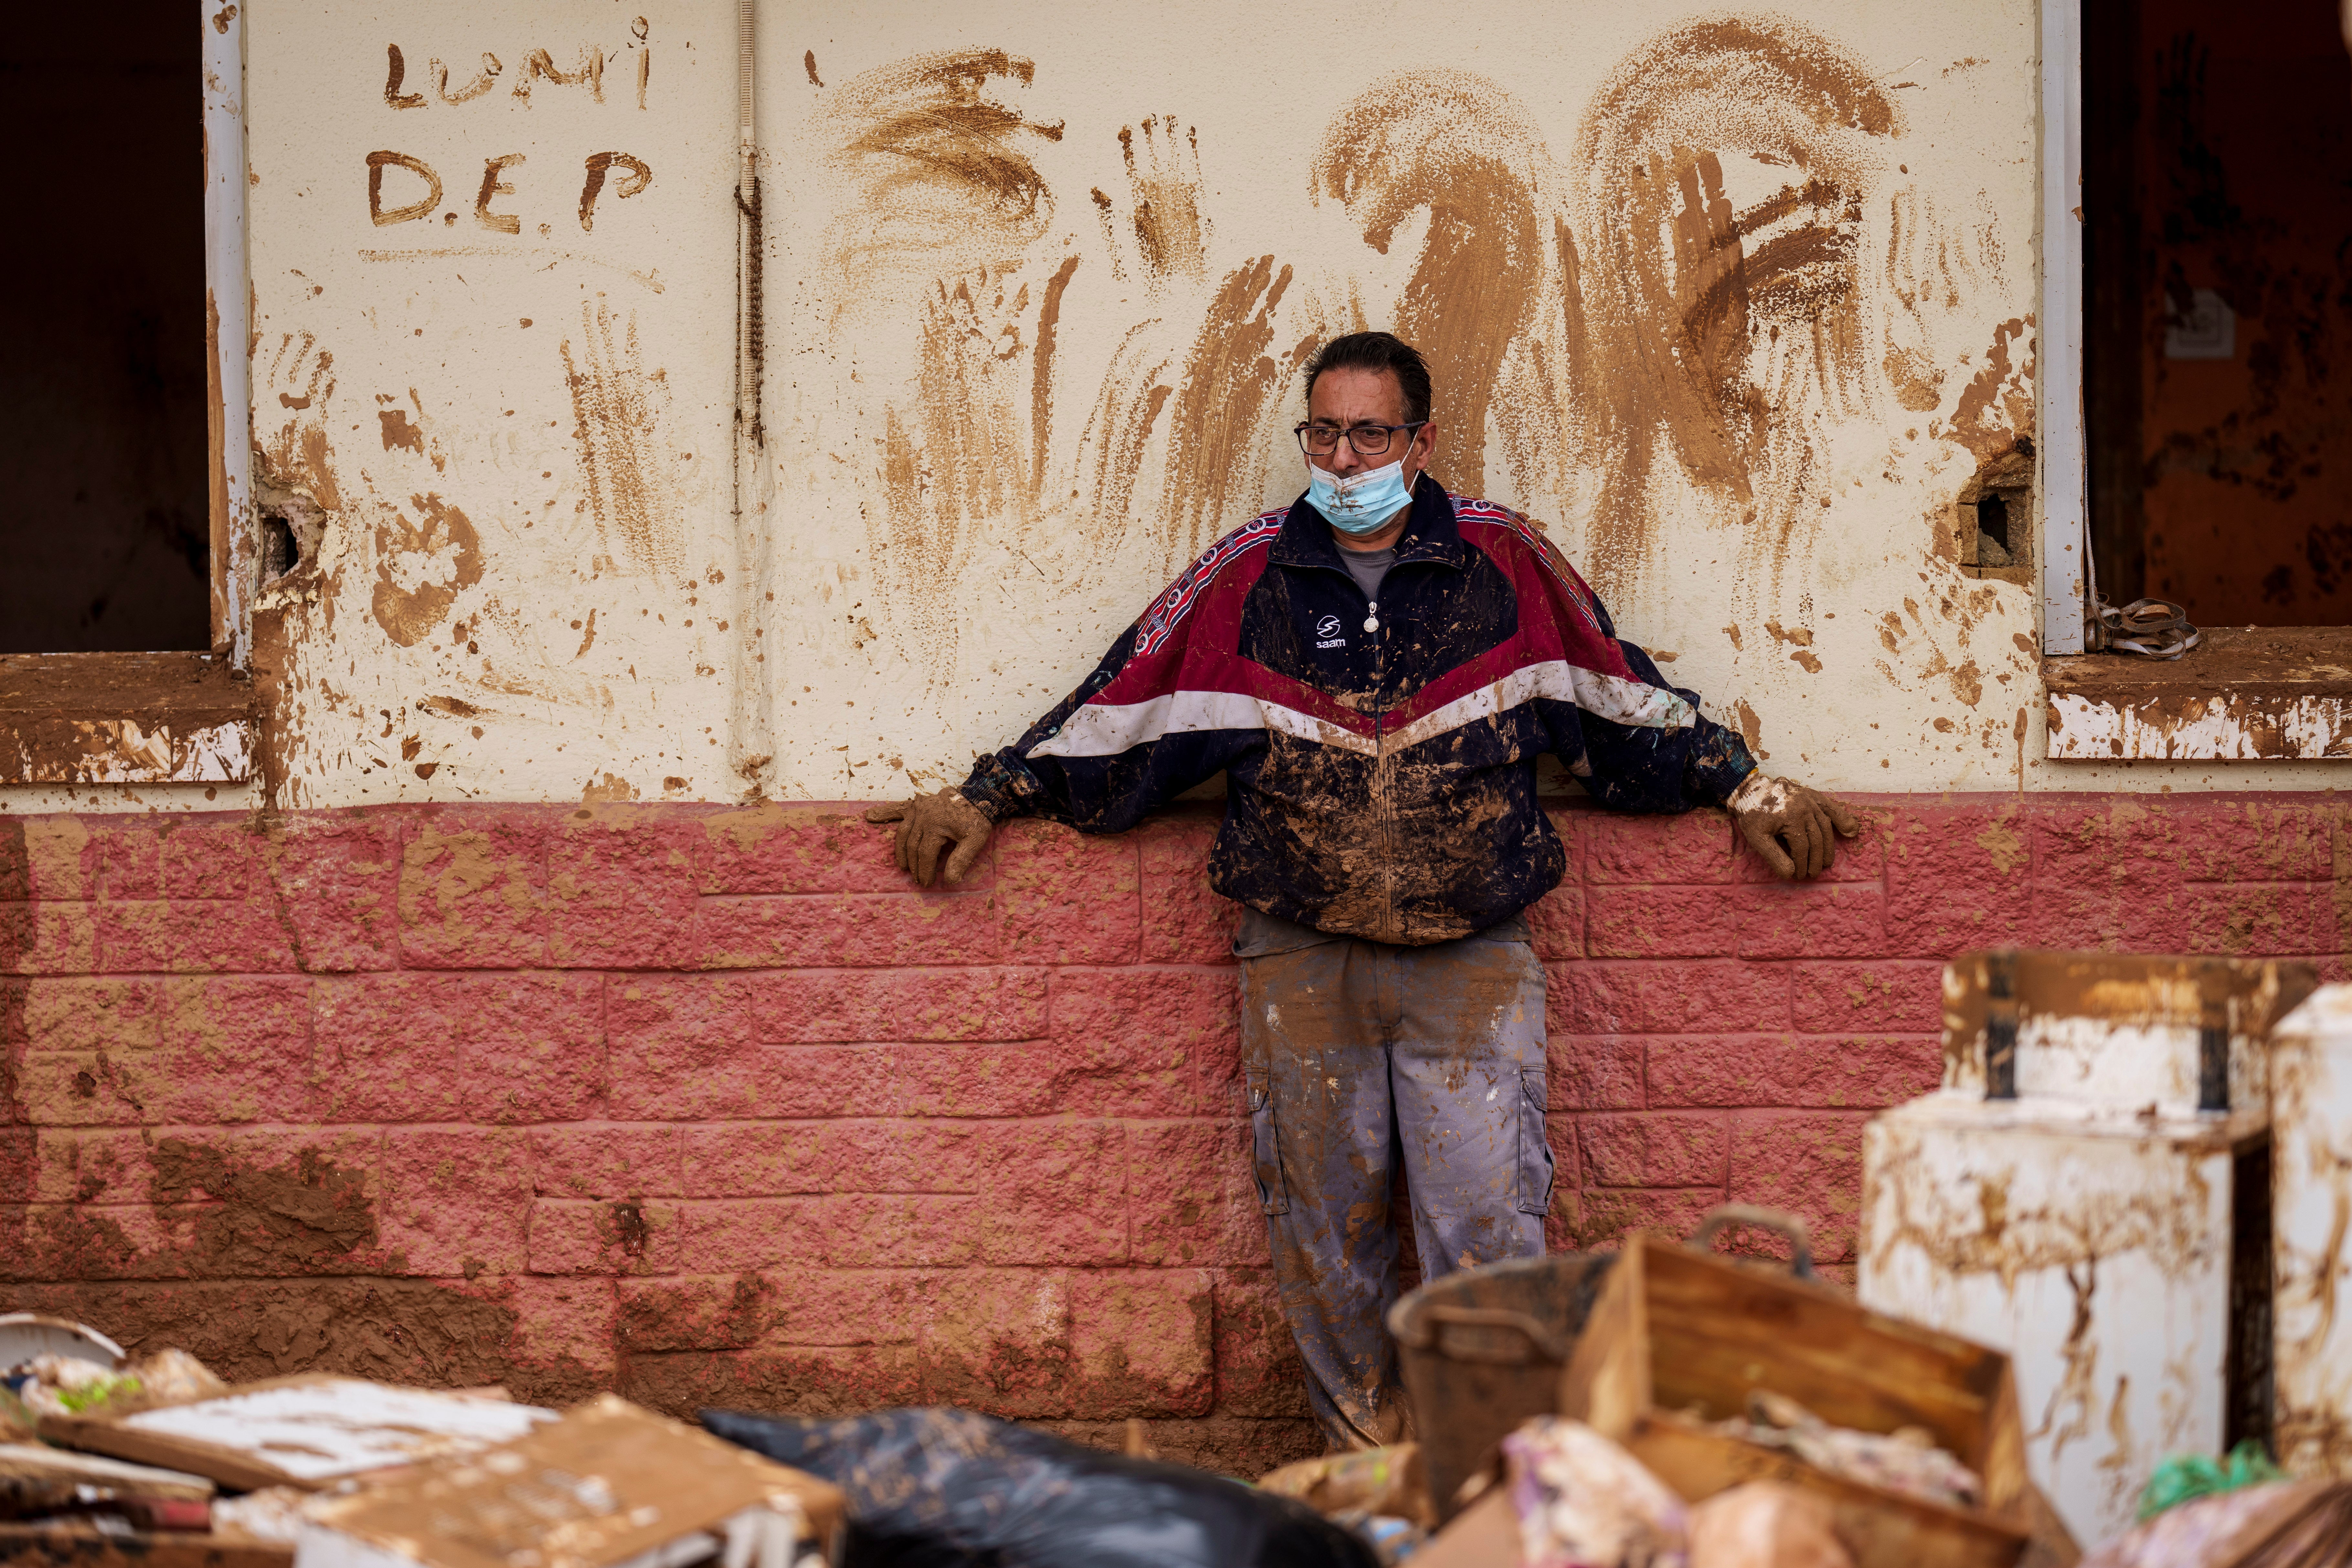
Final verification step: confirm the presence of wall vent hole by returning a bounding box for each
[1976,492,2014,565]
[261,511,301,579]
[1956,441,2034,575]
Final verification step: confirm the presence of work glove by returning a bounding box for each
[1728,772,1861,881]
[865,788,995,888]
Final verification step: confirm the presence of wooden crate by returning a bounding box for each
[1558,1232,2032,1568]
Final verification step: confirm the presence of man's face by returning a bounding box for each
[1304,366,1437,481]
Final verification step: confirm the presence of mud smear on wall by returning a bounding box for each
[1123,117,1209,287]
[562,300,684,578]
[1570,18,1900,599]
[379,406,424,454]
[259,334,343,512]
[1881,188,2004,418]
[371,492,484,647]
[1949,316,2037,462]
[1160,256,1295,562]
[823,49,1064,313]
[800,19,2003,698]
[818,49,1075,667]
[149,1138,377,1274]
[879,269,1037,648]
[1078,322,1182,577]
[1030,255,1083,502]
[1313,69,1555,500]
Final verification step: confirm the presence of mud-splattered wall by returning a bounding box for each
[759,2,2074,798]
[236,0,742,811]
[16,0,2352,825]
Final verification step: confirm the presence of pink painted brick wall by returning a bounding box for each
[3,795,2345,1473]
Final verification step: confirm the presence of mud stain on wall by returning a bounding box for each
[823,49,1063,311]
[561,300,684,578]
[1123,117,1209,287]
[259,334,343,512]
[371,492,485,647]
[1079,322,1181,573]
[1948,315,2037,462]
[877,269,1038,650]
[1570,18,1900,597]
[150,1137,377,1274]
[1161,255,1294,561]
[1313,69,1553,500]
[1881,188,1999,415]
[787,16,2028,750]
[379,405,424,454]
[1029,254,1083,503]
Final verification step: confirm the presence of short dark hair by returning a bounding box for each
[1302,331,1431,424]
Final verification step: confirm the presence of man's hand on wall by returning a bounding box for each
[1728,773,1862,881]
[865,788,995,887]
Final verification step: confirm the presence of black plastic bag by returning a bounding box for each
[701,1406,1378,1568]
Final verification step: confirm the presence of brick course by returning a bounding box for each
[5,794,2346,1471]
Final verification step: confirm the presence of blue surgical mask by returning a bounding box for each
[1307,458,1415,535]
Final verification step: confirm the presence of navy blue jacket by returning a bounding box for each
[961,474,1757,944]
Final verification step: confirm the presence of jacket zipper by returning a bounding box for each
[1372,624,1394,942]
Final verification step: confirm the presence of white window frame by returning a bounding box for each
[204,0,253,668]
[2039,0,2087,655]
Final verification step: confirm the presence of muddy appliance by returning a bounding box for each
[2265,983,2352,1481]
[1858,950,2314,1549]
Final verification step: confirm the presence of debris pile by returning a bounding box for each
[0,1314,845,1568]
[1705,1391,1980,1512]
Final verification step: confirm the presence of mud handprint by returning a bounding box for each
[876,267,1038,647]
[1119,116,1209,286]
[259,332,343,511]
[1881,187,2008,421]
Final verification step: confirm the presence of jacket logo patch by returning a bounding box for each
[1313,613,1347,650]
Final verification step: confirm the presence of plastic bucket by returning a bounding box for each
[1386,1252,1615,1522]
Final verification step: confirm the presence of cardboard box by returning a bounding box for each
[1407,1486,1519,1568]
[40,1377,553,1493]
[294,1395,845,1568]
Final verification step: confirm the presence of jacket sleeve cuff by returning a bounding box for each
[957,752,1038,824]
[1688,726,1761,808]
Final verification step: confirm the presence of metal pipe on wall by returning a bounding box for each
[729,0,775,796]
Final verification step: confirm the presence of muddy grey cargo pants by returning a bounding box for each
[1236,908,1553,1451]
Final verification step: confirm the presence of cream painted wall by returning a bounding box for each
[12,0,2344,819]
[239,0,743,810]
[753,0,2268,802]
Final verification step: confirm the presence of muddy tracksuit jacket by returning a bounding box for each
[958,472,1759,945]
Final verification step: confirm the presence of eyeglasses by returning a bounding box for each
[1295,421,1428,457]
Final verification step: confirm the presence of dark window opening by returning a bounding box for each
[0,1,208,654]
[2084,0,2352,628]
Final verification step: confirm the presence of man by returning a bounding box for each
[869,332,1856,1450]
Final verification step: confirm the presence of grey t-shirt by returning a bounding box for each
[1337,545,1395,604]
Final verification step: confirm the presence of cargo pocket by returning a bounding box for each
[1247,1068,1289,1216]
[1516,1066,1555,1216]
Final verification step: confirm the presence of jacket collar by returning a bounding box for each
[1271,471,1468,573]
